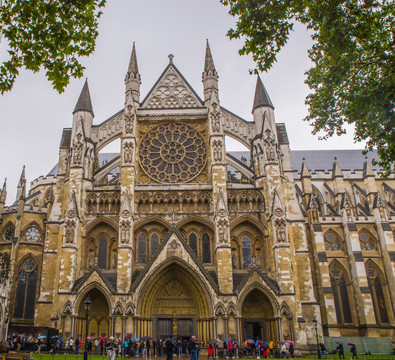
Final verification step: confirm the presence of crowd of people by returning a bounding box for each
[3,332,364,359]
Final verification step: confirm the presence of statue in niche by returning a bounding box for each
[275,219,287,243]
[112,251,117,269]
[211,117,220,132]
[120,221,130,244]
[124,142,133,163]
[213,140,222,161]
[65,228,74,244]
[232,254,238,269]
[73,141,83,165]
[255,254,262,268]
[124,105,134,134]
[266,143,275,161]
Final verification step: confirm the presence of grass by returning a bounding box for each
[28,354,395,360]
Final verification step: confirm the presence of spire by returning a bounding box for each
[202,40,219,102]
[125,42,141,105]
[363,157,374,178]
[16,166,26,201]
[0,178,7,205]
[204,40,217,74]
[301,158,311,179]
[272,188,285,216]
[128,42,139,76]
[332,157,343,179]
[216,189,228,215]
[73,79,94,116]
[252,76,274,112]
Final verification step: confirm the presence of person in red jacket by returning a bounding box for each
[208,344,214,359]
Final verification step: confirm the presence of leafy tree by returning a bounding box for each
[221,0,394,175]
[0,0,106,94]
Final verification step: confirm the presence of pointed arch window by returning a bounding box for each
[202,233,211,263]
[329,266,352,324]
[324,231,343,251]
[137,233,147,264]
[366,265,389,324]
[189,233,198,256]
[151,233,159,257]
[14,257,37,319]
[359,231,378,251]
[241,235,252,269]
[98,237,108,269]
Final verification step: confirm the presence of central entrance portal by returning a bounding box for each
[140,262,211,342]
[151,278,198,339]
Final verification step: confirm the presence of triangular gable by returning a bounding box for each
[141,63,204,109]
[71,266,116,294]
[130,226,218,293]
[234,266,281,295]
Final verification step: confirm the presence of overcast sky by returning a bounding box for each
[0,0,363,204]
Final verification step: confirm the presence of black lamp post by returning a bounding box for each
[84,296,92,360]
[312,318,320,359]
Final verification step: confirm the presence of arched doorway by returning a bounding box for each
[241,288,279,342]
[76,288,111,341]
[139,262,212,342]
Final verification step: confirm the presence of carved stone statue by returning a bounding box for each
[124,142,133,163]
[232,254,238,269]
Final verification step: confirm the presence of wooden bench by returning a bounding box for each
[2,353,28,360]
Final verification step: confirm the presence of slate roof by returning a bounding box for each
[290,149,380,173]
[47,150,381,177]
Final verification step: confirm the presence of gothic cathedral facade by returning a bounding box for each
[0,43,394,349]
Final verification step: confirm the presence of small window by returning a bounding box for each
[137,234,147,264]
[189,233,198,256]
[241,235,252,269]
[202,233,211,263]
[324,232,343,251]
[98,237,108,269]
[151,233,159,257]
[359,231,377,251]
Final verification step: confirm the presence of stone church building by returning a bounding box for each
[0,43,394,349]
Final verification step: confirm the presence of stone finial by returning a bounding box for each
[252,75,274,112]
[73,79,94,116]
[168,54,174,64]
[332,158,343,179]
[16,166,26,201]
[0,178,7,205]
[301,159,311,179]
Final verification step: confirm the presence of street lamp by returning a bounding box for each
[312,318,320,359]
[84,296,92,360]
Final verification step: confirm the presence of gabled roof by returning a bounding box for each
[71,266,117,293]
[233,267,281,295]
[130,226,219,293]
[140,60,204,109]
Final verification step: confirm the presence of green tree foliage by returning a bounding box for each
[221,0,394,175]
[0,0,106,94]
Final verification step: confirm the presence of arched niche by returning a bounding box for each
[240,287,279,342]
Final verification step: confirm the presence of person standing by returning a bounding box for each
[268,341,273,358]
[95,338,99,355]
[336,344,345,359]
[107,337,117,360]
[319,343,327,360]
[350,345,358,359]
[141,340,146,356]
[288,343,294,359]
[146,340,151,357]
[165,336,175,360]
[280,343,287,359]
[74,337,80,354]
[189,336,198,360]
[208,344,214,359]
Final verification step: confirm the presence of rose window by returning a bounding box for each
[139,123,206,183]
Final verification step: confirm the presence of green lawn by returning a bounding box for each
[28,355,395,360]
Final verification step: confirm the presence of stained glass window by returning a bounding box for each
[202,233,211,263]
[366,265,389,324]
[242,235,252,269]
[330,266,352,324]
[138,234,147,264]
[324,232,342,251]
[98,237,108,269]
[359,232,377,251]
[151,233,159,257]
[14,258,37,319]
[189,233,197,256]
